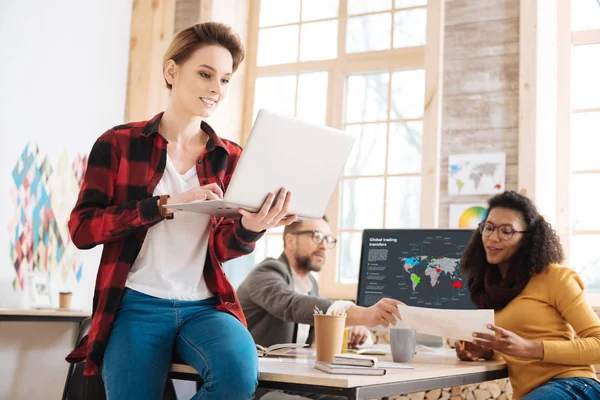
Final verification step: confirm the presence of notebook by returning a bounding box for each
[256,343,309,357]
[314,362,386,376]
[333,353,378,367]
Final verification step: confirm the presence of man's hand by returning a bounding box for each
[347,298,403,328]
[347,326,371,348]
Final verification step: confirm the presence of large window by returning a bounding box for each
[339,69,424,283]
[566,0,600,291]
[243,0,436,298]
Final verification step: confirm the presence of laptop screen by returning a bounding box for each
[356,229,478,310]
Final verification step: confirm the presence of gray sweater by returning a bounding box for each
[237,254,333,347]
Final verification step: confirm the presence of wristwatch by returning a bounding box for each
[158,194,174,220]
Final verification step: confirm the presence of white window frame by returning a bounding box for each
[556,0,600,304]
[241,0,444,299]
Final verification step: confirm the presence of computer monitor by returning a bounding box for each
[356,229,477,310]
[356,229,477,347]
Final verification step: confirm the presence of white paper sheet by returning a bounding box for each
[376,361,414,369]
[397,305,495,342]
[415,345,456,355]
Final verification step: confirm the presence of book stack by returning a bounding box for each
[314,353,386,376]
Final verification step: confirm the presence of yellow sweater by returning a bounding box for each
[495,264,600,399]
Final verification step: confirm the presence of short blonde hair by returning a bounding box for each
[162,22,245,90]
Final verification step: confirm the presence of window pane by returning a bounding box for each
[267,224,285,234]
[391,69,425,119]
[245,234,284,268]
[394,9,427,48]
[572,112,600,171]
[385,176,421,228]
[341,178,384,229]
[344,123,387,176]
[347,13,392,53]
[348,0,392,15]
[338,232,363,283]
[264,234,284,259]
[253,75,297,120]
[395,0,427,7]
[300,20,338,61]
[571,235,600,292]
[259,0,301,27]
[250,237,268,265]
[258,26,299,66]
[388,122,423,174]
[572,0,600,31]
[297,72,328,124]
[302,0,339,21]
[572,174,600,231]
[572,44,600,110]
[345,73,389,123]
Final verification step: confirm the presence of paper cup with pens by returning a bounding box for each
[313,306,347,363]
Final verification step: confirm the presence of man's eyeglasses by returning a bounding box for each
[289,230,337,249]
[479,222,528,241]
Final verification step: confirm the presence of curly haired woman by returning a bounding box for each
[456,191,600,399]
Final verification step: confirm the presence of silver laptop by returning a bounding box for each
[166,109,355,219]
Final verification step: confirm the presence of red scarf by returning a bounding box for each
[468,264,530,310]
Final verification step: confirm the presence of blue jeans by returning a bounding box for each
[102,288,258,400]
[522,377,600,399]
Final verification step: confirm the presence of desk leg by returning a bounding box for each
[352,387,382,400]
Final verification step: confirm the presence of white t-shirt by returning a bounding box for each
[291,269,313,345]
[291,269,357,345]
[125,155,213,300]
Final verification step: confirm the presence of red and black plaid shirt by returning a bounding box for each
[66,112,263,376]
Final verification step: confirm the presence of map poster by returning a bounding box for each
[357,229,477,310]
[448,152,506,195]
[449,203,488,229]
[397,234,474,309]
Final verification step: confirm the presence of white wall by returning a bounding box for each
[208,0,267,290]
[0,0,133,311]
[207,0,251,144]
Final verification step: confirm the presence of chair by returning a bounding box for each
[62,318,92,400]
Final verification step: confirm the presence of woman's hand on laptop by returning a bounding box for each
[239,188,298,233]
[165,184,224,212]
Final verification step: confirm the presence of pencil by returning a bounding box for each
[461,341,465,351]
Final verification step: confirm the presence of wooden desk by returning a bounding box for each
[0,308,90,322]
[170,353,508,400]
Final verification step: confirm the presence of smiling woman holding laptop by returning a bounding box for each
[457,191,600,400]
[66,22,314,400]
